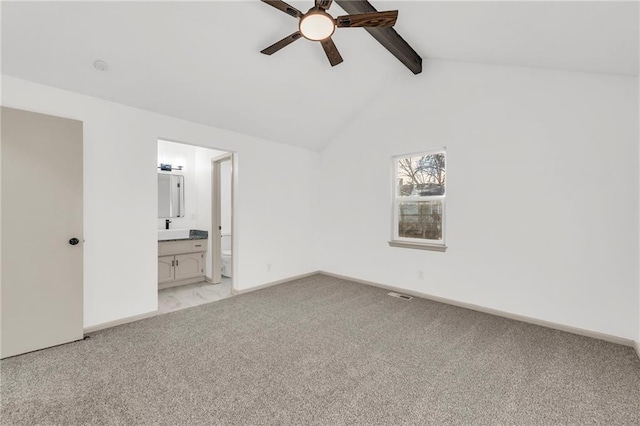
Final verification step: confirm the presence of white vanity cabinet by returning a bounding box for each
[158,239,207,289]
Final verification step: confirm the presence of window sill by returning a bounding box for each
[388,240,447,252]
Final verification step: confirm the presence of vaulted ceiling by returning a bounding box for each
[2,1,638,151]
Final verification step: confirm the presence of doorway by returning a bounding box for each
[156,139,234,314]
[211,153,233,285]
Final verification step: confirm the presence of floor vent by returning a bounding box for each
[387,292,413,300]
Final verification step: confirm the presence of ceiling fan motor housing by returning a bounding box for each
[299,9,336,41]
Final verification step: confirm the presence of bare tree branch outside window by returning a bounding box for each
[397,153,445,197]
[395,152,446,241]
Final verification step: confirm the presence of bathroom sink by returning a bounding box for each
[158,229,190,241]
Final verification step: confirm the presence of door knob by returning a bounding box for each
[69,238,80,246]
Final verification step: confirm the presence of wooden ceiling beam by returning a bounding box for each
[335,0,422,74]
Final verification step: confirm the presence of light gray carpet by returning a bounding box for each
[2,275,639,425]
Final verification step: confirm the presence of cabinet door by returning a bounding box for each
[174,253,204,281]
[158,256,175,284]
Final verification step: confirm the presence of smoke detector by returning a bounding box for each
[93,60,109,71]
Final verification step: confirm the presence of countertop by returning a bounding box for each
[158,229,208,242]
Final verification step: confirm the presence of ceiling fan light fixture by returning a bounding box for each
[299,11,335,41]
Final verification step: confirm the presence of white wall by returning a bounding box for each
[318,60,639,341]
[3,63,638,342]
[1,76,319,328]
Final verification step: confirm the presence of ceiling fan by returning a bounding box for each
[260,0,422,74]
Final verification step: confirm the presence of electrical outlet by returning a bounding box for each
[267,263,272,272]
[418,270,424,280]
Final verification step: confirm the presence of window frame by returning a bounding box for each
[389,148,447,252]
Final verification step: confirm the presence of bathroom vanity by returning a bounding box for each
[158,230,208,289]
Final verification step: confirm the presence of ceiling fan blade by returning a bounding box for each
[261,0,303,18]
[335,0,422,74]
[261,32,302,55]
[320,37,343,66]
[315,0,333,10]
[336,11,398,28]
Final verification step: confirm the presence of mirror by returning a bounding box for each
[158,174,184,218]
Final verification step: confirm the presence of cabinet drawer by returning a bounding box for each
[191,240,207,252]
[158,239,208,255]
[158,240,194,256]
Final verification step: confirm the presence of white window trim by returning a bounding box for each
[388,148,447,252]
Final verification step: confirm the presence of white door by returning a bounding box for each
[211,154,232,284]
[1,107,84,359]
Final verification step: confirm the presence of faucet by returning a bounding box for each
[165,219,171,230]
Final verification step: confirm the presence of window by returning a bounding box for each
[389,149,446,251]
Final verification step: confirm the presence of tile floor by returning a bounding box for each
[158,278,233,314]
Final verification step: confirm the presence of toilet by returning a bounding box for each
[221,234,232,278]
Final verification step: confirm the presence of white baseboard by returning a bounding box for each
[158,276,204,290]
[204,277,229,284]
[84,310,158,334]
[232,271,320,295]
[319,271,636,349]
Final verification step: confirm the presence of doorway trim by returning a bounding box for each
[211,153,233,285]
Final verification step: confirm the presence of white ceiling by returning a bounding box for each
[2,1,638,151]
